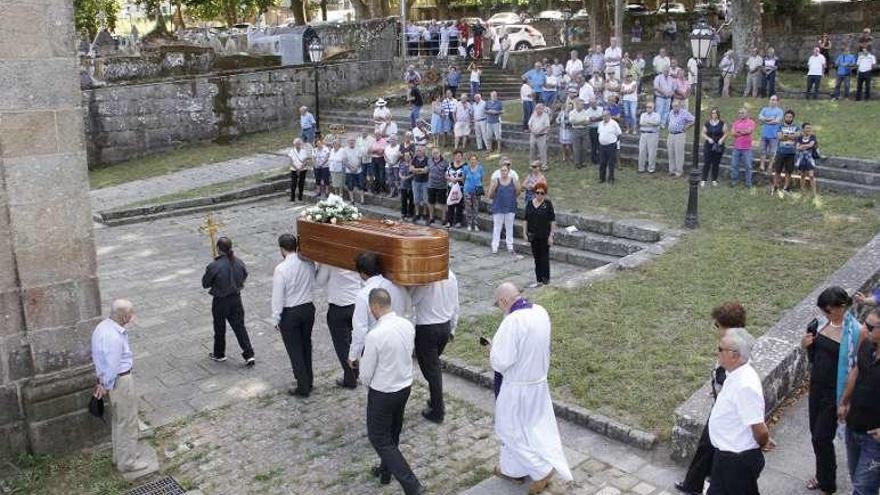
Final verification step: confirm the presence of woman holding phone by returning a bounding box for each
[801,287,864,494]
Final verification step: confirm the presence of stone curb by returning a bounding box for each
[440,356,659,450]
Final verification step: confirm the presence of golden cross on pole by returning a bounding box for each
[198,213,224,257]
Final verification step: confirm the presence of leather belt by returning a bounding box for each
[118,369,131,377]
[640,130,658,134]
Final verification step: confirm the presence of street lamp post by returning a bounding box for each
[684,18,714,230]
[308,38,325,138]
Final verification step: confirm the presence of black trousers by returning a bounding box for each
[372,157,386,193]
[446,200,464,225]
[856,72,872,100]
[702,146,724,182]
[367,387,422,495]
[530,236,550,284]
[589,127,600,164]
[599,144,617,183]
[415,321,451,418]
[279,303,315,393]
[809,385,838,493]
[400,188,414,217]
[707,448,764,495]
[290,170,307,200]
[680,422,715,493]
[211,294,254,360]
[327,303,357,387]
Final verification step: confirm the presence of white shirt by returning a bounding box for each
[342,146,360,173]
[359,312,415,393]
[349,275,411,361]
[373,106,391,123]
[271,254,316,325]
[470,69,481,83]
[413,126,428,146]
[520,83,534,102]
[584,106,604,128]
[328,148,344,173]
[91,318,133,390]
[858,53,876,72]
[621,81,638,102]
[316,265,361,307]
[597,119,622,145]
[746,55,763,72]
[472,100,487,121]
[708,363,765,453]
[653,55,670,75]
[578,82,595,104]
[288,145,312,172]
[687,58,699,85]
[808,54,826,76]
[384,144,401,165]
[565,58,583,77]
[410,270,460,332]
[490,168,519,182]
[604,46,622,68]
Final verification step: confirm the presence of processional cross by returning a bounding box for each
[198,213,224,257]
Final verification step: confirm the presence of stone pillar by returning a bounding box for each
[0,0,106,458]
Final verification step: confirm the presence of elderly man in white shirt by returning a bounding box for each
[653,48,671,75]
[410,270,460,424]
[489,283,572,494]
[317,265,363,388]
[360,288,425,494]
[349,252,411,367]
[806,47,827,100]
[91,300,158,480]
[565,50,583,78]
[528,103,551,168]
[272,234,317,397]
[288,138,312,202]
[707,328,774,495]
[472,93,489,151]
[597,110,622,184]
[744,48,764,98]
[604,37,623,79]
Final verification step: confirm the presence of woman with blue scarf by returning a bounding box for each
[802,287,865,494]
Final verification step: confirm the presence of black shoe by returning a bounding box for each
[335,378,356,389]
[208,353,227,362]
[288,387,310,397]
[371,465,391,485]
[245,357,255,367]
[674,482,701,495]
[421,408,444,424]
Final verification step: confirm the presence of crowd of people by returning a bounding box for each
[92,237,573,493]
[674,291,880,495]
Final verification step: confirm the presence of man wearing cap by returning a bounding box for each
[374,99,392,135]
[299,106,317,144]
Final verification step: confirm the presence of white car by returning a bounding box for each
[492,24,546,52]
[572,8,589,19]
[535,10,565,21]
[487,12,523,27]
[656,2,688,14]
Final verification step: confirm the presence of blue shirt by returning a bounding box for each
[463,163,484,194]
[91,318,133,390]
[300,112,316,130]
[485,100,503,124]
[835,53,856,76]
[447,71,461,87]
[667,109,695,134]
[524,69,546,92]
[758,107,784,139]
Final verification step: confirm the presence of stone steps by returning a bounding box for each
[320,110,880,196]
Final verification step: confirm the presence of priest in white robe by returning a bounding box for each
[489,282,572,493]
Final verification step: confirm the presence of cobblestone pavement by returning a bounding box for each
[90,151,289,212]
[96,196,585,427]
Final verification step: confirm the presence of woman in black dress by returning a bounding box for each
[700,107,727,187]
[524,181,555,288]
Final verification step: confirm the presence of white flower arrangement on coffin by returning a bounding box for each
[300,194,363,224]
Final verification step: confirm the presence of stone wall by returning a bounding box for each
[85,59,394,166]
[1,0,106,460]
[671,232,880,461]
[94,46,216,84]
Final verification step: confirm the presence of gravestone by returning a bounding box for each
[0,0,106,458]
[91,28,117,56]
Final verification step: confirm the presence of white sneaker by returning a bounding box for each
[474,225,480,232]
[467,225,473,231]
[492,249,498,254]
[712,181,719,187]
[700,181,706,187]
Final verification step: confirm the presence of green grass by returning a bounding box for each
[123,169,286,208]
[89,127,294,190]
[1,450,129,495]
[447,149,880,436]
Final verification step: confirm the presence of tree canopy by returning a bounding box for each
[74,0,119,39]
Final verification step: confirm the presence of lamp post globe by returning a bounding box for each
[684,18,714,230]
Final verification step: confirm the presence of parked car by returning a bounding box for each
[695,0,728,17]
[492,24,546,51]
[572,8,590,19]
[535,10,565,21]
[625,2,651,15]
[656,2,688,14]
[487,12,524,27]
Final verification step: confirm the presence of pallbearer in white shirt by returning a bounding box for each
[361,288,425,495]
[316,264,363,388]
[348,252,411,368]
[489,283,572,494]
[707,328,775,495]
[410,269,460,423]
[271,234,317,397]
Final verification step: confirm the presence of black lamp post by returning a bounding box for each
[684,18,713,230]
[308,38,325,137]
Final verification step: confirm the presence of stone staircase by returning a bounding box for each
[476,62,524,101]
[320,108,880,196]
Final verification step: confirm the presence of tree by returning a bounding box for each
[585,0,610,46]
[135,0,172,38]
[729,0,763,65]
[73,0,119,39]
[185,0,278,27]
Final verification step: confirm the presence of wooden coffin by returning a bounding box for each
[297,218,449,286]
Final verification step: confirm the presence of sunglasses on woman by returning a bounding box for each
[535,191,546,195]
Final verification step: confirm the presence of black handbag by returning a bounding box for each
[475,185,485,196]
[88,395,105,420]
